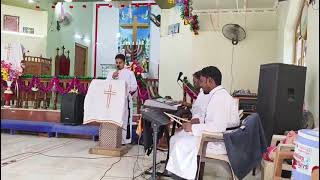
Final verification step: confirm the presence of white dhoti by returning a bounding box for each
[166,131,200,180]
[166,130,228,180]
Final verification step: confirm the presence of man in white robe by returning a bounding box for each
[179,71,209,122]
[107,54,138,144]
[166,66,240,180]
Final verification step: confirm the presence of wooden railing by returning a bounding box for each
[22,55,52,75]
[1,77,159,114]
[3,78,91,110]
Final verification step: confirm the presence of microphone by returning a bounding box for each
[176,72,184,90]
[177,72,183,82]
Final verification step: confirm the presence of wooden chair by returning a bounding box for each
[273,141,319,180]
[196,131,236,180]
[261,135,293,180]
[273,143,295,180]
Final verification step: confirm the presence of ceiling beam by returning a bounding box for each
[193,7,277,15]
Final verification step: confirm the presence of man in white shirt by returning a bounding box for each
[107,54,138,144]
[179,71,209,122]
[189,71,210,124]
[166,66,240,180]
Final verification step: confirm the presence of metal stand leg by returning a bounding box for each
[152,123,158,180]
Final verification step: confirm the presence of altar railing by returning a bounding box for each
[22,55,52,75]
[1,76,158,113]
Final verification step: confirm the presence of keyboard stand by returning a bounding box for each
[150,120,160,180]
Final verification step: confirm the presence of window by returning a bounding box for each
[294,1,308,66]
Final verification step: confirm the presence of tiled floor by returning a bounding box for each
[1,133,261,180]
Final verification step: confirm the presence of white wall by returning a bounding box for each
[277,1,289,63]
[47,2,93,76]
[95,6,120,77]
[159,7,280,100]
[149,6,161,79]
[1,5,48,57]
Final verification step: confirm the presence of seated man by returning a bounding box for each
[177,71,209,120]
[166,66,240,180]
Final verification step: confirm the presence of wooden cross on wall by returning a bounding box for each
[120,16,149,45]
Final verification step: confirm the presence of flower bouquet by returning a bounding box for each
[129,60,149,102]
[1,60,23,107]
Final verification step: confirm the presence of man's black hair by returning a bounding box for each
[193,70,202,79]
[115,54,126,62]
[200,66,222,86]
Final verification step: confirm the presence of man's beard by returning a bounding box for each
[203,90,209,95]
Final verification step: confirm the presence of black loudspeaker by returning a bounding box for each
[61,93,85,125]
[257,63,307,145]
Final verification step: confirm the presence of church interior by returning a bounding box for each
[1,0,319,180]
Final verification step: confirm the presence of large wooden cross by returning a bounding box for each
[120,16,149,45]
[104,84,117,109]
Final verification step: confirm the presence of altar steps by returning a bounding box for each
[1,119,99,141]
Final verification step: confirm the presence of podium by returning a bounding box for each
[83,79,131,156]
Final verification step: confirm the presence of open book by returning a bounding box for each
[164,110,244,125]
[163,112,190,125]
[239,109,244,119]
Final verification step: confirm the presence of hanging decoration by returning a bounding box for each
[182,78,198,100]
[188,14,199,35]
[1,73,150,102]
[0,76,88,95]
[36,2,157,10]
[179,0,200,35]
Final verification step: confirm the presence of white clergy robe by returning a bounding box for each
[190,88,210,123]
[166,86,240,180]
[107,68,138,144]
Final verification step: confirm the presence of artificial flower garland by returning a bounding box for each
[178,0,200,35]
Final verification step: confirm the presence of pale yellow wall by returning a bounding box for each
[159,8,280,100]
[277,1,289,62]
[305,5,319,127]
[1,4,48,57]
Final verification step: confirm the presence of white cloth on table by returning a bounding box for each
[83,79,128,143]
[166,85,240,180]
